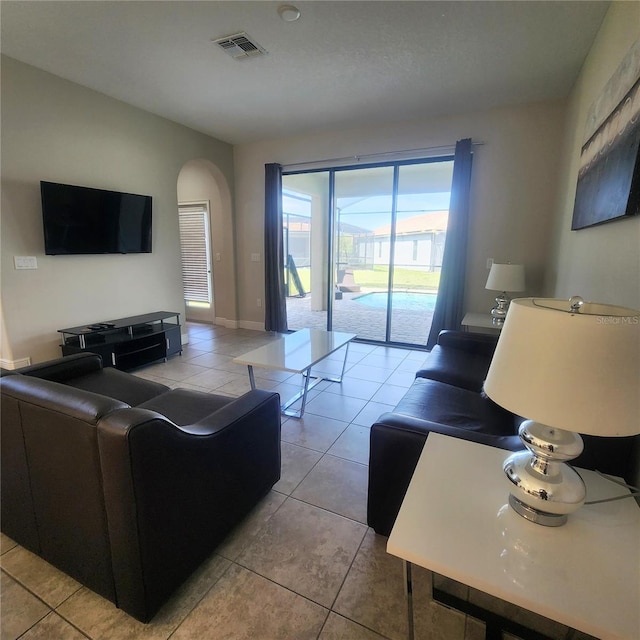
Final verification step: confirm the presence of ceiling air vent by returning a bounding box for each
[212,32,268,61]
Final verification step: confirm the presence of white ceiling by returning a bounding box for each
[1,1,610,145]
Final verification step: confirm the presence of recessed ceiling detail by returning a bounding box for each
[212,32,267,61]
[278,4,301,22]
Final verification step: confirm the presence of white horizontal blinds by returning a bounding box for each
[178,203,212,304]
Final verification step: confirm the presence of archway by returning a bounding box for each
[177,160,237,326]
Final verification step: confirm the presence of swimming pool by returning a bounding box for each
[353,291,438,312]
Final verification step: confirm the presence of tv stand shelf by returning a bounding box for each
[59,311,182,371]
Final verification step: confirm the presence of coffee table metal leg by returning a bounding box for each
[337,342,350,382]
[313,342,351,383]
[248,363,310,418]
[404,560,415,640]
[298,366,312,416]
[280,366,318,418]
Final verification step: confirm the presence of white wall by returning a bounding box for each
[1,56,234,365]
[547,3,640,308]
[234,101,566,327]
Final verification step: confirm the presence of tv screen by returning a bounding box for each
[41,181,152,255]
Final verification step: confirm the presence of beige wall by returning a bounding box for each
[1,56,234,365]
[547,3,640,308]
[233,101,566,328]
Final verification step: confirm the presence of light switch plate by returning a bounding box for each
[14,256,38,270]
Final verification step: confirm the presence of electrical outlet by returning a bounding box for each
[486,258,494,270]
[14,256,38,270]
[257,298,262,308]
[251,253,261,262]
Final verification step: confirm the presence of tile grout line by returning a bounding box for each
[1,566,91,639]
[166,557,238,640]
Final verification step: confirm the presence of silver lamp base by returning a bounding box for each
[507,494,567,527]
[503,420,586,527]
[490,292,510,325]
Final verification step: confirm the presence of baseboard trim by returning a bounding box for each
[238,320,265,331]
[0,356,32,370]
[215,317,241,329]
[189,317,265,332]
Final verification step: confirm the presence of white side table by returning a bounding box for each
[461,312,502,333]
[387,433,640,640]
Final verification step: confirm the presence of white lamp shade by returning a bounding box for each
[484,298,640,437]
[485,263,525,292]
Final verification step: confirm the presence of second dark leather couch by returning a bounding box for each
[367,330,640,536]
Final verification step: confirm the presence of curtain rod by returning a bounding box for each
[281,141,484,171]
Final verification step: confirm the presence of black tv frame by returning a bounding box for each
[41,181,152,255]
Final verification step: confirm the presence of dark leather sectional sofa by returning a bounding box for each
[367,330,640,536]
[1,353,281,622]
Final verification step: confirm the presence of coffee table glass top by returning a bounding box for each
[233,328,356,373]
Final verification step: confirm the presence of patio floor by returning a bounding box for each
[285,290,434,347]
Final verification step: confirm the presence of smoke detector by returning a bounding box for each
[278,4,301,22]
[212,32,268,61]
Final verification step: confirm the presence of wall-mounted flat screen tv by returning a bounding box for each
[41,181,152,255]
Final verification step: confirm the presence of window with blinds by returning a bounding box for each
[178,203,212,305]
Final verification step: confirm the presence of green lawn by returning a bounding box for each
[354,266,440,290]
[288,265,440,294]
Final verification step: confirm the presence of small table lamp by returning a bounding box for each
[484,297,640,526]
[485,263,525,324]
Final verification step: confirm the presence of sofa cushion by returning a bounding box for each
[65,368,170,407]
[393,377,517,437]
[416,343,492,392]
[138,388,233,425]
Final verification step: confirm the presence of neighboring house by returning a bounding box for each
[368,211,448,271]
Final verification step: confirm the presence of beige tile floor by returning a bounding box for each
[1,323,596,640]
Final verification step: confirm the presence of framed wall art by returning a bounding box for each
[572,39,640,230]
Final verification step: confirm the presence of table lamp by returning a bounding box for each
[485,263,525,325]
[484,297,640,526]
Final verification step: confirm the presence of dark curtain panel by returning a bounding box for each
[426,138,473,349]
[264,163,288,332]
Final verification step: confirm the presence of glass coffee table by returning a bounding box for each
[233,328,356,418]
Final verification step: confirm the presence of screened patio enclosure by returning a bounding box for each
[282,158,454,347]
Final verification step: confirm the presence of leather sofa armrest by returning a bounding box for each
[18,353,104,382]
[367,412,523,536]
[436,330,499,356]
[97,389,281,621]
[184,389,283,435]
[374,412,523,450]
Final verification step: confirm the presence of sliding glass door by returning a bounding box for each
[332,166,393,341]
[283,158,454,347]
[388,161,453,343]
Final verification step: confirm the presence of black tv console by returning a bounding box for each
[59,311,182,371]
